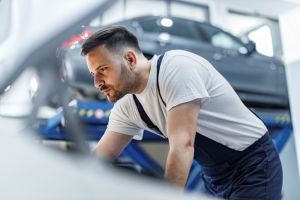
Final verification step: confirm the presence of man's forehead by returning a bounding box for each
[86,47,104,63]
[86,50,100,72]
[87,46,103,57]
[86,46,114,70]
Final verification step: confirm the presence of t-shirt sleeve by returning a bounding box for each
[106,98,144,140]
[160,55,211,111]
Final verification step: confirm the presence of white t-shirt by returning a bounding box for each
[107,50,267,151]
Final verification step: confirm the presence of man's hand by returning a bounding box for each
[165,99,201,189]
[93,131,133,160]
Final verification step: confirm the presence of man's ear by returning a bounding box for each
[124,50,137,70]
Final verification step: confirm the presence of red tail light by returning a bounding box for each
[61,29,94,49]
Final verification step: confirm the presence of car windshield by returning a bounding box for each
[138,17,244,51]
[138,18,200,40]
[196,23,244,50]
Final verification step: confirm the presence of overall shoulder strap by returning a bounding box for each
[156,55,166,106]
[132,54,165,137]
[132,94,164,137]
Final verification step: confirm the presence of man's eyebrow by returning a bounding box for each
[90,64,107,76]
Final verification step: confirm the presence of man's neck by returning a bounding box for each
[134,57,151,94]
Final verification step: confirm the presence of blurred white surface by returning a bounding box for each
[0,132,216,200]
[1,128,221,199]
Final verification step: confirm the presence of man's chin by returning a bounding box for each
[106,93,125,102]
[106,95,119,102]
[107,98,116,102]
[106,96,114,102]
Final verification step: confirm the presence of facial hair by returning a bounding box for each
[106,62,140,102]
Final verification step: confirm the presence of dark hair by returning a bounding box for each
[81,26,142,56]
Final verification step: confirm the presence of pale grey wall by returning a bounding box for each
[280,134,300,199]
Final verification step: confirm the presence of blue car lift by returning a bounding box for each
[38,100,293,191]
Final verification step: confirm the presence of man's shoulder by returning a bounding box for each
[161,50,213,75]
[164,50,211,68]
[165,50,202,59]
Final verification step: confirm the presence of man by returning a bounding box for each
[81,26,282,199]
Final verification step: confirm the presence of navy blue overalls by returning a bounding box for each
[133,55,283,200]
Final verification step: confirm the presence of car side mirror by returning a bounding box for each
[244,40,256,55]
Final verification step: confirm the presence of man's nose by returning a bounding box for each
[94,78,105,89]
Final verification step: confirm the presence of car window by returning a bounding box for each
[196,23,244,51]
[0,0,11,43]
[138,18,200,40]
[211,32,243,50]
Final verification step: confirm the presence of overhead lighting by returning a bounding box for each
[159,33,170,42]
[160,18,173,27]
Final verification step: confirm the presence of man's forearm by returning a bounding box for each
[164,146,194,189]
[92,144,118,161]
[92,131,133,160]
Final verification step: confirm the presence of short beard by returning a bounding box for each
[106,62,141,102]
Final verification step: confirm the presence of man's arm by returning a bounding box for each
[93,131,133,160]
[165,99,201,189]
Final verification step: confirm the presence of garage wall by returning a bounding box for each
[96,0,210,26]
[280,4,300,179]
